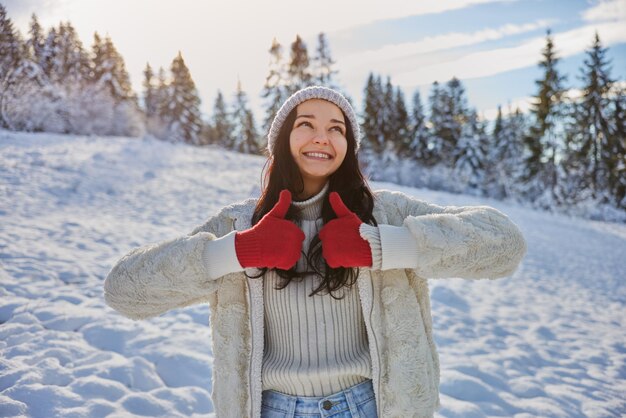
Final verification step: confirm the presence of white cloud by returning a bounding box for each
[581,0,626,22]
[388,19,626,87]
[341,19,554,72]
[240,0,518,37]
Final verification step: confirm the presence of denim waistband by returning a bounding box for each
[261,379,375,416]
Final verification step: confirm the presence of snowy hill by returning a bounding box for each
[1,131,624,417]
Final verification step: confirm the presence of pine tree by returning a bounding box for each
[53,22,89,83]
[392,86,410,155]
[484,106,526,199]
[522,29,567,202]
[454,109,488,192]
[381,77,395,150]
[503,107,529,197]
[559,99,594,205]
[312,32,338,88]
[565,32,618,204]
[90,32,104,81]
[164,51,203,145]
[91,34,134,102]
[211,90,234,147]
[26,14,45,64]
[446,77,469,163]
[484,106,506,197]
[287,35,311,94]
[231,80,260,154]
[142,62,157,117]
[427,81,445,165]
[144,66,169,138]
[428,77,469,166]
[408,90,430,163]
[0,57,65,133]
[609,86,626,208]
[0,4,23,81]
[154,66,169,117]
[261,38,287,136]
[361,73,385,155]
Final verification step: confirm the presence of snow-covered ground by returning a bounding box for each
[1,131,624,418]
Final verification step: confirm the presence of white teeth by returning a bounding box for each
[304,152,331,159]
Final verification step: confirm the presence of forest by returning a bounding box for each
[1,4,624,219]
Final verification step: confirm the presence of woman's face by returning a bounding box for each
[289,99,348,188]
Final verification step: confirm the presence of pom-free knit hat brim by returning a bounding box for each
[267,86,361,157]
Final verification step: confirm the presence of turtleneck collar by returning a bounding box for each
[292,182,329,221]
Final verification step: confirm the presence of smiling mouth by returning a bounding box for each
[303,152,333,160]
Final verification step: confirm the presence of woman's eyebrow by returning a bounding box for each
[295,114,345,124]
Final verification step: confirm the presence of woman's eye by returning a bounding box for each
[297,121,313,128]
[331,126,345,135]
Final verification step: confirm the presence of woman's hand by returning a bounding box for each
[235,190,305,270]
[319,192,373,268]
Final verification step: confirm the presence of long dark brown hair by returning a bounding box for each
[246,105,377,299]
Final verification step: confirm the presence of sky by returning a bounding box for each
[4,0,626,123]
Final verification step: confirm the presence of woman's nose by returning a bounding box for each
[313,131,329,145]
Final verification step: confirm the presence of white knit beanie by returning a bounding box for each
[267,86,361,157]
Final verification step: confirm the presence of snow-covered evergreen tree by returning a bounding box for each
[0,4,22,83]
[89,32,104,82]
[91,34,134,102]
[609,85,626,208]
[503,107,529,197]
[454,109,488,193]
[211,90,234,147]
[427,78,469,167]
[287,35,311,95]
[427,81,445,165]
[312,32,338,88]
[154,67,169,117]
[562,32,620,206]
[482,106,526,199]
[142,62,157,117]
[380,77,395,150]
[444,77,469,164]
[231,80,260,154]
[0,59,66,133]
[261,38,287,137]
[522,29,567,204]
[85,32,142,136]
[407,90,431,164]
[26,14,45,65]
[360,73,385,156]
[39,26,58,79]
[52,22,89,83]
[392,86,410,156]
[162,51,203,145]
[144,66,169,139]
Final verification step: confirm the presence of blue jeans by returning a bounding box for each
[261,379,378,417]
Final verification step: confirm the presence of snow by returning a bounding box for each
[1,130,624,417]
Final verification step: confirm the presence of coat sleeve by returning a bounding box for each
[375,190,527,279]
[103,207,237,320]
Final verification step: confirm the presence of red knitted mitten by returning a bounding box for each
[235,190,305,270]
[319,192,373,268]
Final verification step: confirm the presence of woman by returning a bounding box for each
[104,86,527,418]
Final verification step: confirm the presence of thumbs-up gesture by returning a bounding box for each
[319,192,373,268]
[235,190,305,270]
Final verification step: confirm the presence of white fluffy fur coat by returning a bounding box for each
[104,189,527,417]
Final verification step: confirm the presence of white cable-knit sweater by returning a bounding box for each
[262,183,371,396]
[103,189,527,418]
